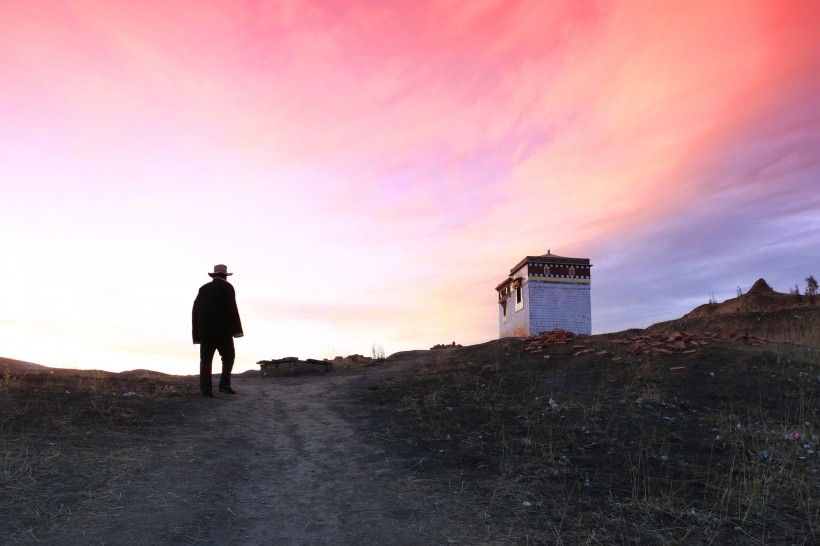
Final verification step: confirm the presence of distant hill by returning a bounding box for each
[0,356,51,373]
[647,278,819,344]
[684,278,804,318]
[118,369,175,378]
[0,358,191,378]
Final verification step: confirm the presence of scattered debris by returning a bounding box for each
[523,328,771,360]
[523,328,576,355]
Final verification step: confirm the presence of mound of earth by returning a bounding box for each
[646,304,820,342]
[685,278,810,319]
[647,278,819,344]
[0,356,51,373]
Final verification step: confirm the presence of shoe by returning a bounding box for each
[202,392,214,398]
[218,386,237,395]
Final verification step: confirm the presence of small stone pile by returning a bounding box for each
[327,354,374,370]
[258,357,327,377]
[258,353,376,375]
[431,342,463,350]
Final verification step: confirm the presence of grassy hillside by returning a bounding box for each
[372,318,818,544]
[1,300,817,543]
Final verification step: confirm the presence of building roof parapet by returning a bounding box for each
[509,252,591,275]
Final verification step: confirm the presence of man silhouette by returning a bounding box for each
[192,264,244,397]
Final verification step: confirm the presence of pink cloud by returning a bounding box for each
[1,1,818,371]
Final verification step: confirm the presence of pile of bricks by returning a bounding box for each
[523,329,769,361]
[524,328,583,359]
[344,354,373,364]
[328,354,374,370]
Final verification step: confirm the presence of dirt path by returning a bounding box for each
[60,355,435,545]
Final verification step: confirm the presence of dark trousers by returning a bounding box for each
[199,335,235,394]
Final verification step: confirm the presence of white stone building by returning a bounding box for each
[496,251,592,337]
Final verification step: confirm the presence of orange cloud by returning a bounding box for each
[1,1,818,372]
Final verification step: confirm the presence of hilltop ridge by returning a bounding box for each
[645,277,818,343]
[685,278,809,318]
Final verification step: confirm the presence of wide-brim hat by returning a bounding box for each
[208,264,233,277]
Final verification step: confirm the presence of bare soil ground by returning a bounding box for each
[1,305,818,545]
[0,360,435,545]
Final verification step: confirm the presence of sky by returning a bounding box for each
[1,0,819,375]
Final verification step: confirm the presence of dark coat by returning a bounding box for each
[192,278,243,343]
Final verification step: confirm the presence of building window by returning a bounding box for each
[515,286,523,311]
[501,301,508,323]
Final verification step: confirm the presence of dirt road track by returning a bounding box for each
[60,354,435,545]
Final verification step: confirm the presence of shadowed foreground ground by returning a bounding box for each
[1,315,818,544]
[0,356,433,544]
